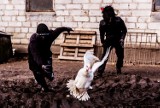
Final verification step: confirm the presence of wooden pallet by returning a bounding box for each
[58,31,96,60]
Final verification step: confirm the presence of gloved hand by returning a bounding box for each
[66,27,73,35]
[42,65,54,81]
[119,39,124,48]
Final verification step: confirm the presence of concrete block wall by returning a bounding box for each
[0,0,159,46]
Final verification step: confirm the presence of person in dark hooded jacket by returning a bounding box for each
[97,6,127,76]
[28,23,73,92]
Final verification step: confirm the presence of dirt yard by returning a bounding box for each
[0,57,160,107]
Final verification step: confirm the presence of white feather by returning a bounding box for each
[66,47,111,101]
[91,47,111,74]
[83,50,99,68]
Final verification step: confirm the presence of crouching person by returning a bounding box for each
[28,23,73,92]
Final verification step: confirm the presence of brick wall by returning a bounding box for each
[0,0,159,46]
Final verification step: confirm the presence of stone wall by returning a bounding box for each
[0,0,159,47]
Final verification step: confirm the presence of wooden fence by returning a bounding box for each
[96,32,160,65]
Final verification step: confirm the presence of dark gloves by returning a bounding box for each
[42,65,54,81]
[119,39,124,48]
[66,27,73,35]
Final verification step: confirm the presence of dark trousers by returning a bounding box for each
[32,57,53,90]
[98,41,124,74]
[32,70,48,89]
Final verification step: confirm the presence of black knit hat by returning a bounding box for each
[36,23,49,34]
[102,6,116,17]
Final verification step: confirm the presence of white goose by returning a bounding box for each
[66,47,111,101]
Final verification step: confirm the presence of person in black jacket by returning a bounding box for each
[28,23,73,92]
[97,6,127,76]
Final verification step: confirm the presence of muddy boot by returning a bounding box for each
[116,68,121,74]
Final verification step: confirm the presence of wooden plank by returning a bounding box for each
[63,31,96,35]
[59,47,64,56]
[66,35,77,39]
[79,40,92,44]
[75,48,78,57]
[80,35,93,40]
[64,47,75,52]
[76,34,80,44]
[77,53,84,57]
[78,49,87,52]
[65,39,77,43]
[63,52,75,56]
[60,43,93,47]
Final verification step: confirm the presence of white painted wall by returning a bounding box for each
[0,0,159,45]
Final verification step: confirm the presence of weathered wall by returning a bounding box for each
[0,0,159,48]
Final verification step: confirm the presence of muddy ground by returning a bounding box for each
[0,57,160,107]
